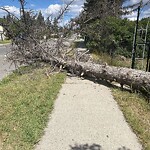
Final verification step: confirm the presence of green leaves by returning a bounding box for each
[81,16,136,57]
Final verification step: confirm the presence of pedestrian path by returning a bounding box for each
[35,77,142,150]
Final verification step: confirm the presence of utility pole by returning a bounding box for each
[146,42,150,72]
[131,5,141,69]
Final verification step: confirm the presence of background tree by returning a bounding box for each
[76,0,150,59]
[37,11,44,26]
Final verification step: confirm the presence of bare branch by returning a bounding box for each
[56,0,75,21]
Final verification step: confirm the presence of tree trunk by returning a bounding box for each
[42,56,150,94]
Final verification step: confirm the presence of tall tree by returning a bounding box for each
[83,0,125,21]
[37,11,44,26]
[76,0,135,56]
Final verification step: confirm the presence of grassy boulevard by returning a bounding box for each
[0,66,66,150]
[0,65,149,150]
[112,88,150,150]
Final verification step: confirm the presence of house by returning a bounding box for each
[0,25,5,41]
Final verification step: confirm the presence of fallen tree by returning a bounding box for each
[1,0,150,98]
[40,55,150,97]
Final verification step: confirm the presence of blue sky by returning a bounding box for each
[0,0,84,24]
[0,0,150,22]
[123,0,150,20]
[0,0,62,8]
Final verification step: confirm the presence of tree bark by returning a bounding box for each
[42,56,150,94]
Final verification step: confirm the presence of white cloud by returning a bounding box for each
[64,0,85,5]
[123,8,150,21]
[0,0,148,22]
[63,0,84,16]
[30,4,35,7]
[124,0,150,6]
[123,0,150,20]
[41,4,62,18]
[65,0,149,20]
[40,1,84,20]
[67,4,83,15]
[128,0,141,5]
[0,6,20,17]
[141,8,150,18]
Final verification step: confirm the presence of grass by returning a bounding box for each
[92,51,131,67]
[92,51,147,70]
[0,65,66,150]
[0,40,11,44]
[112,88,150,150]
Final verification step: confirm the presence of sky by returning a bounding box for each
[123,0,150,20]
[0,0,84,24]
[0,0,150,23]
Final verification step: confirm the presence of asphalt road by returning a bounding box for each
[0,45,15,80]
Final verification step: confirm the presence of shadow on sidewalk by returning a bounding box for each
[69,143,131,150]
[85,76,132,93]
[70,143,102,150]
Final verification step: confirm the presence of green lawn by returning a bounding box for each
[0,66,66,150]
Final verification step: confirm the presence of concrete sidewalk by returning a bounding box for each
[35,77,142,150]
